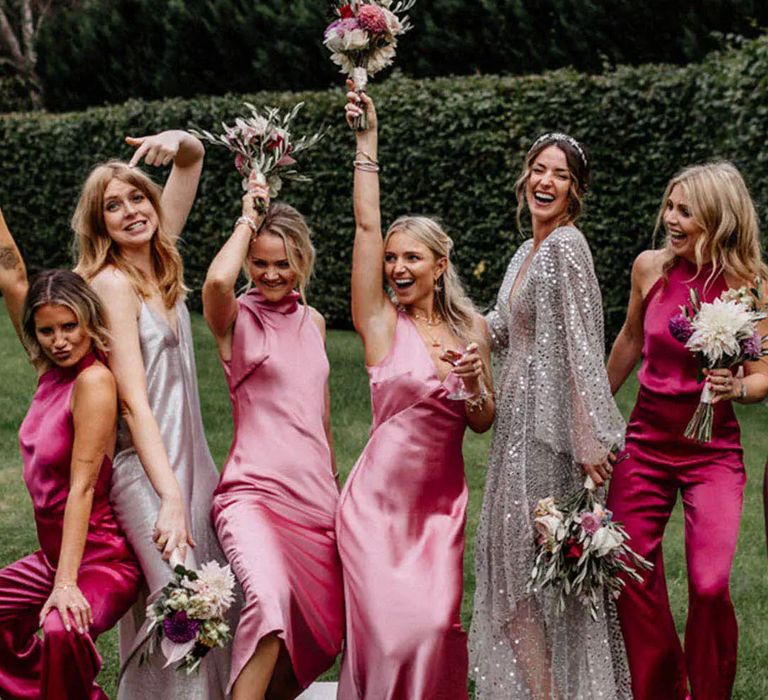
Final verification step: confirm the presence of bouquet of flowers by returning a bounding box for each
[142,559,236,674]
[189,102,324,209]
[323,0,416,130]
[668,283,766,443]
[529,476,652,620]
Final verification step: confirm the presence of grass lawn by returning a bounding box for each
[0,307,766,697]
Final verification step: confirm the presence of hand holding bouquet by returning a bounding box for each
[142,558,236,674]
[668,283,766,443]
[189,102,324,210]
[324,0,415,130]
[529,476,652,620]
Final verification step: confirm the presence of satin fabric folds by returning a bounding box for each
[337,311,470,700]
[607,257,744,700]
[0,353,141,700]
[212,290,344,693]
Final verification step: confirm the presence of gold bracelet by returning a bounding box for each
[465,384,488,413]
[355,150,379,165]
[353,160,381,173]
[53,581,77,591]
[235,215,259,234]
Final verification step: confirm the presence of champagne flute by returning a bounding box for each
[443,348,474,401]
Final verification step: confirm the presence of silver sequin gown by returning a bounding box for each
[468,227,632,699]
[111,301,232,699]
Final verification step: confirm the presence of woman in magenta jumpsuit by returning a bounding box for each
[203,180,344,699]
[606,162,768,700]
[338,87,495,699]
[0,209,141,699]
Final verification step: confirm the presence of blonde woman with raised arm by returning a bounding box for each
[73,132,232,698]
[337,88,494,700]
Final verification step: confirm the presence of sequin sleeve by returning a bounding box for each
[531,227,625,466]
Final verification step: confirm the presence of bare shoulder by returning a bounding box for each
[75,362,116,395]
[632,249,665,281]
[307,305,326,337]
[90,266,140,313]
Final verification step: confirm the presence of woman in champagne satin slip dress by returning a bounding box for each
[0,217,140,700]
[338,87,495,699]
[73,132,233,698]
[204,184,343,699]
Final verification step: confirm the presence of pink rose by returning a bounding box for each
[580,512,601,535]
[357,4,388,34]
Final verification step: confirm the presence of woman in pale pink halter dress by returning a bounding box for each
[338,87,495,699]
[204,181,343,699]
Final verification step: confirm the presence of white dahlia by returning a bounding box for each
[686,299,755,365]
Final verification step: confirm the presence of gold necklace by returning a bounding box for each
[408,310,444,347]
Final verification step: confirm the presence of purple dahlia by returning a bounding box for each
[668,313,694,343]
[163,611,200,644]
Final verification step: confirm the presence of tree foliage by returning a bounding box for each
[32,0,768,112]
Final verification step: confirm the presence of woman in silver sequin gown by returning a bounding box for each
[73,132,231,698]
[468,134,632,699]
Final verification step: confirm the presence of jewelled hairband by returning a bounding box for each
[531,132,588,168]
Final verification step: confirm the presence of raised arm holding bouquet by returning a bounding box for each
[324,0,415,130]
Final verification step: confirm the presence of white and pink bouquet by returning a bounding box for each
[189,102,324,208]
[142,559,236,674]
[529,477,652,620]
[668,283,766,443]
[323,0,415,130]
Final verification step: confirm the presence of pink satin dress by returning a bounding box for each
[211,290,344,693]
[0,352,141,700]
[607,257,744,700]
[337,311,470,700]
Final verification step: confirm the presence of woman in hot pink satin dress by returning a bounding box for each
[606,163,768,700]
[204,182,343,699]
[338,88,495,699]
[0,211,140,700]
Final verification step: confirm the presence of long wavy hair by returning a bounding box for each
[515,133,590,232]
[248,202,315,306]
[72,161,186,307]
[652,162,767,288]
[384,215,480,346]
[22,269,110,368]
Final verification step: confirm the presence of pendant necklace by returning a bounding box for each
[408,309,444,347]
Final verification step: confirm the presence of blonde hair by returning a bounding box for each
[384,216,479,344]
[653,161,767,287]
[72,161,186,308]
[22,269,110,368]
[515,135,590,233]
[248,202,315,305]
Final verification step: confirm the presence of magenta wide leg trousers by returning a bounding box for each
[0,550,140,700]
[607,428,744,700]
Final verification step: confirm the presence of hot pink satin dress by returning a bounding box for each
[0,352,141,700]
[607,257,744,700]
[211,290,344,693]
[337,311,470,700]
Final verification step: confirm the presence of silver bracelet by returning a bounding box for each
[738,379,748,401]
[353,160,381,173]
[235,215,259,234]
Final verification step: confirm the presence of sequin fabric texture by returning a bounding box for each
[469,227,632,699]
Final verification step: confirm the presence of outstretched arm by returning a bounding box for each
[345,86,396,364]
[126,130,205,241]
[0,207,28,342]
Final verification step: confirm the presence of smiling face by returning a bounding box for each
[525,145,572,228]
[102,177,159,249]
[33,304,92,368]
[247,233,298,302]
[383,231,447,309]
[663,183,706,262]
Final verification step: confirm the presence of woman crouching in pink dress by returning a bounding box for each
[0,209,141,699]
[203,178,344,700]
[337,88,495,699]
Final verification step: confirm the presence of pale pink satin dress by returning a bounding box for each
[211,290,344,693]
[337,310,470,699]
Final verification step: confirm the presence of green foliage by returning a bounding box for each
[3,35,768,338]
[33,0,768,112]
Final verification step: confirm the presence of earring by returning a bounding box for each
[434,277,444,292]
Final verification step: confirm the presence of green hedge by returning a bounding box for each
[2,36,768,338]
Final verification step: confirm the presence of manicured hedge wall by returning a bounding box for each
[2,36,768,339]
